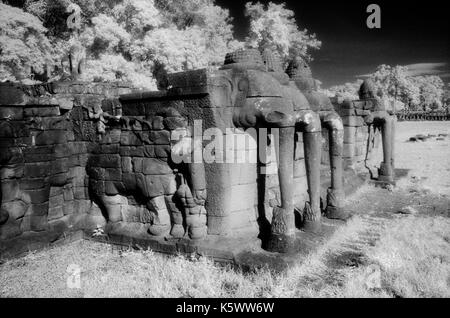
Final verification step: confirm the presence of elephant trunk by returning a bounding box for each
[391,114,397,170]
[266,126,296,253]
[320,111,348,220]
[372,111,395,183]
[296,110,322,232]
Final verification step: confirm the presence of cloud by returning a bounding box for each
[355,62,449,78]
[437,72,450,78]
[403,63,448,77]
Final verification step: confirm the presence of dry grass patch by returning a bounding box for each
[1,211,449,297]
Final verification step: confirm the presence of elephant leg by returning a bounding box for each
[267,126,296,253]
[147,195,171,237]
[321,112,348,220]
[186,162,207,240]
[166,193,185,238]
[100,194,126,223]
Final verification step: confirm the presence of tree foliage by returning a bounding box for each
[0,2,52,81]
[321,80,363,101]
[244,1,321,64]
[322,64,446,111]
[1,0,323,89]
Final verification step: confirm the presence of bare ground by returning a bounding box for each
[0,121,449,298]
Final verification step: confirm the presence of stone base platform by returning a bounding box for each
[0,230,84,261]
[86,217,344,272]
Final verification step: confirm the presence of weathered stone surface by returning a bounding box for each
[20,215,48,232]
[0,107,24,120]
[132,158,143,173]
[106,168,122,181]
[91,144,120,154]
[49,192,64,207]
[48,206,64,221]
[89,154,121,168]
[56,96,74,110]
[2,200,28,220]
[135,173,176,198]
[0,122,16,139]
[147,196,171,236]
[229,184,257,213]
[24,162,52,178]
[163,117,187,130]
[24,106,60,117]
[1,180,20,202]
[151,116,164,130]
[119,146,144,157]
[101,195,127,223]
[120,131,143,146]
[142,158,172,175]
[294,159,307,178]
[150,130,170,144]
[0,218,22,240]
[24,187,50,204]
[19,178,46,191]
[34,130,68,145]
[341,116,365,127]
[100,129,121,144]
[120,205,141,223]
[70,154,89,166]
[29,202,49,216]
[104,181,120,195]
[343,143,355,158]
[69,167,86,187]
[0,165,24,179]
[121,157,132,173]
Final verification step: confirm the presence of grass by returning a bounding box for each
[1,204,448,298]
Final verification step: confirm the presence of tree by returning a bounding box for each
[244,1,321,65]
[0,3,52,82]
[79,0,241,88]
[152,0,242,70]
[321,80,363,101]
[411,75,444,110]
[322,64,445,112]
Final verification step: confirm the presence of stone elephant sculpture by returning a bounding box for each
[220,49,323,252]
[356,79,396,183]
[285,57,348,220]
[87,108,208,240]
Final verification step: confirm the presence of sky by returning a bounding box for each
[216,0,450,88]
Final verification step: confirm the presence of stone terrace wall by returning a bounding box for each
[0,82,133,254]
[0,77,388,259]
